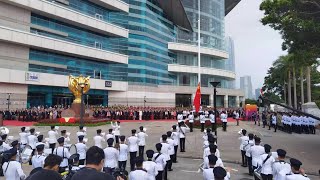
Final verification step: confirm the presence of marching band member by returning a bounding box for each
[128,129,139,171]
[48,126,59,154]
[137,126,148,158]
[31,144,46,169]
[19,127,29,149]
[103,138,119,174]
[76,126,86,138]
[143,150,158,180]
[188,112,194,132]
[153,143,166,180]
[75,135,87,166]
[129,157,148,180]
[2,148,26,180]
[53,137,70,173]
[171,125,179,163]
[93,129,105,149]
[118,135,128,170]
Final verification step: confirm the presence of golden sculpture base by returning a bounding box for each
[61,103,89,118]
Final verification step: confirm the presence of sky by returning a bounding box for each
[225,0,287,91]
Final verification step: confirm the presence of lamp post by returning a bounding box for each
[7,93,11,111]
[79,83,86,127]
[210,81,220,136]
[144,96,146,108]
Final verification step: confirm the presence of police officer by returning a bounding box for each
[279,158,310,180]
[128,157,148,180]
[48,126,58,153]
[53,137,70,173]
[31,144,46,169]
[2,148,26,180]
[75,135,87,166]
[188,112,194,132]
[93,129,105,149]
[272,149,291,180]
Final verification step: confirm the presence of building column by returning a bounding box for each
[209,94,213,107]
[241,97,245,108]
[236,96,240,108]
[224,95,228,108]
[45,93,52,107]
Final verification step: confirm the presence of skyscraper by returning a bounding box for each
[255,88,261,100]
[240,76,253,99]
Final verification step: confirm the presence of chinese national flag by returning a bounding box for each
[193,83,201,112]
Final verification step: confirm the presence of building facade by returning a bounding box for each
[255,88,261,100]
[0,0,243,110]
[240,76,253,99]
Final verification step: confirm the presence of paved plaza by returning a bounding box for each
[4,120,320,179]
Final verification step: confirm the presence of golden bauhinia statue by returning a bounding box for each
[68,75,90,104]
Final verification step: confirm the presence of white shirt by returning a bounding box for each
[188,114,194,123]
[203,167,230,180]
[19,132,29,145]
[160,142,171,161]
[104,147,119,168]
[118,143,128,161]
[177,114,184,123]
[111,122,121,136]
[152,152,166,171]
[221,113,228,122]
[0,142,11,153]
[178,126,189,138]
[106,134,115,141]
[209,114,215,123]
[143,161,158,180]
[245,140,255,157]
[76,131,86,138]
[27,134,38,149]
[259,153,275,175]
[279,171,310,180]
[171,131,180,146]
[248,145,265,167]
[203,147,220,159]
[48,130,58,144]
[239,136,249,151]
[166,139,175,155]
[31,154,46,168]
[93,135,105,148]
[129,169,148,180]
[203,156,224,169]
[75,142,87,160]
[273,160,291,180]
[2,161,26,180]
[200,114,206,123]
[128,136,139,152]
[137,132,148,146]
[53,146,70,167]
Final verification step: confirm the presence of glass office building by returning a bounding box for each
[0,0,243,109]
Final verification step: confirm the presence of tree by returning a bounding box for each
[245,99,257,105]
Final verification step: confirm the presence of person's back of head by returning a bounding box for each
[264,144,272,153]
[208,154,218,167]
[209,144,217,154]
[248,133,254,140]
[254,136,261,145]
[44,154,63,172]
[276,149,286,159]
[86,146,105,171]
[242,129,247,136]
[213,166,226,180]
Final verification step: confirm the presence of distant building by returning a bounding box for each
[255,88,261,100]
[240,76,253,99]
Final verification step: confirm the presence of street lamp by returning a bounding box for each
[79,83,87,126]
[143,96,146,108]
[7,93,11,111]
[210,81,220,136]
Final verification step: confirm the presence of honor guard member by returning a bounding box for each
[10,140,20,162]
[188,112,194,132]
[203,147,224,169]
[213,166,231,180]
[153,143,167,180]
[111,121,121,141]
[31,144,46,169]
[177,111,183,123]
[106,129,114,141]
[143,150,158,180]
[28,128,37,150]
[166,131,175,171]
[203,140,220,159]
[221,111,228,131]
[138,126,148,158]
[61,130,70,146]
[128,129,139,171]
[182,110,187,120]
[75,135,87,166]
[118,135,128,170]
[53,137,71,173]
[272,113,277,132]
[200,112,206,132]
[279,158,310,180]
[160,134,171,180]
[1,134,11,151]
[76,126,86,138]
[259,144,275,180]
[245,134,256,176]
[94,129,105,149]
[178,122,190,152]
[239,129,249,167]
[35,135,48,149]
[129,157,148,180]
[19,127,29,149]
[209,111,216,133]
[203,155,230,180]
[48,126,59,153]
[308,116,316,134]
[171,125,179,163]
[2,148,26,180]
[235,111,240,126]
[272,149,291,180]
[247,136,264,174]
[103,138,119,174]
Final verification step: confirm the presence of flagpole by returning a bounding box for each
[197,0,201,85]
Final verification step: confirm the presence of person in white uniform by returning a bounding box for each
[48,126,58,154]
[2,148,26,180]
[128,129,139,171]
[245,133,255,176]
[160,134,171,180]
[129,157,148,180]
[1,134,11,151]
[53,137,70,173]
[143,150,158,180]
[153,143,167,180]
[75,135,87,166]
[60,130,71,147]
[188,112,194,132]
[200,112,206,132]
[279,158,310,180]
[272,149,291,180]
[28,128,38,165]
[76,126,86,138]
[118,135,128,171]
[106,129,115,142]
[165,131,175,171]
[137,126,148,158]
[247,136,265,179]
[93,129,105,149]
[19,127,29,149]
[103,138,119,174]
[177,111,184,123]
[203,147,224,169]
[31,144,46,169]
[171,125,179,163]
[239,129,249,167]
[203,155,231,180]
[209,111,216,133]
[258,144,275,180]
[178,121,190,152]
[111,121,121,141]
[213,166,231,180]
[220,111,228,131]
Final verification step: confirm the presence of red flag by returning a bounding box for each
[193,83,201,112]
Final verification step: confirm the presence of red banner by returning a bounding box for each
[193,83,201,112]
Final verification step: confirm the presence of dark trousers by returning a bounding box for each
[118,161,126,170]
[59,166,67,173]
[156,171,163,180]
[168,155,173,170]
[268,122,272,130]
[261,174,273,180]
[241,150,247,166]
[180,138,185,152]
[211,123,215,133]
[222,122,227,131]
[236,119,239,126]
[263,120,266,128]
[201,123,205,132]
[79,159,85,165]
[129,151,137,171]
[310,125,316,134]
[49,143,56,154]
[164,162,168,180]
[189,123,193,132]
[247,156,253,175]
[173,145,178,162]
[139,146,145,158]
[103,167,115,175]
[273,124,277,132]
[253,166,259,180]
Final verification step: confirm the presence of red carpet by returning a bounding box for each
[3,120,35,126]
[118,119,176,123]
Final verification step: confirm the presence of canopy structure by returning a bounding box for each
[225,0,241,15]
